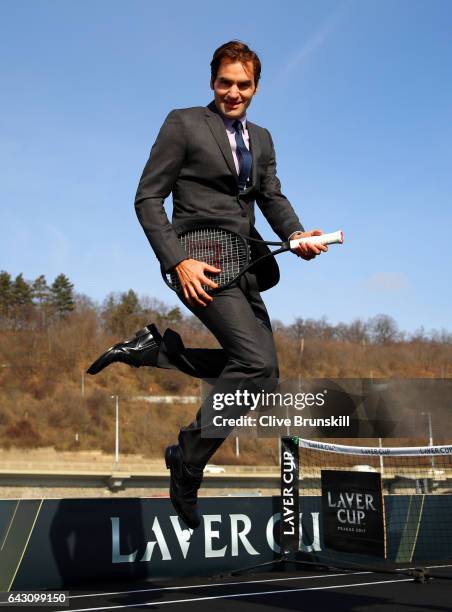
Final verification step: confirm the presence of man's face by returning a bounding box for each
[211,59,257,119]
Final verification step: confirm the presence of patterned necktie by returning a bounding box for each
[233,119,252,191]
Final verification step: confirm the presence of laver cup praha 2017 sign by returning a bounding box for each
[321,470,386,557]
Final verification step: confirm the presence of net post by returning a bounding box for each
[280,437,300,558]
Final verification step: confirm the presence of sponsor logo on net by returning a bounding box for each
[419,446,452,454]
[327,489,376,533]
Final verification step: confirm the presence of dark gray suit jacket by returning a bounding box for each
[135,101,304,291]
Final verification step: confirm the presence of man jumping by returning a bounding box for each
[87,41,325,529]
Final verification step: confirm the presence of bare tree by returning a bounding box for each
[369,314,399,344]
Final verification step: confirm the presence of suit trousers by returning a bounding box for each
[156,272,279,467]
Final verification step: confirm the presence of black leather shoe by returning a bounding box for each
[87,323,162,375]
[165,445,203,529]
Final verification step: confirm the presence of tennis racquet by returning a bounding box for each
[162,227,343,294]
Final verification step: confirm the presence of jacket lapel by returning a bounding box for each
[205,102,238,179]
[204,102,261,190]
[246,121,261,188]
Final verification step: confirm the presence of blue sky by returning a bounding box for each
[1,0,451,333]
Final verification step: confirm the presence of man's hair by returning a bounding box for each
[210,41,261,86]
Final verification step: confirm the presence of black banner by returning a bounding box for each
[321,470,386,557]
[2,494,452,588]
[280,437,299,553]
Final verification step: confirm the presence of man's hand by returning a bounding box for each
[291,229,328,260]
[174,259,221,307]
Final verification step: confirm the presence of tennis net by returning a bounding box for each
[292,437,452,572]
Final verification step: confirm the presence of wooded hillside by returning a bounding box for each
[1,270,450,464]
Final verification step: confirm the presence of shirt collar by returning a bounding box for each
[222,115,247,131]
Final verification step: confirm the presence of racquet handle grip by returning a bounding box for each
[289,230,343,250]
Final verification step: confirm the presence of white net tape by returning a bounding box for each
[295,438,452,457]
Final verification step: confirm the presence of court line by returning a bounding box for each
[409,495,425,562]
[8,499,43,591]
[69,562,452,600]
[58,577,413,612]
[0,500,20,551]
[70,571,370,599]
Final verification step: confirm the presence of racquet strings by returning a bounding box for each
[167,228,250,292]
